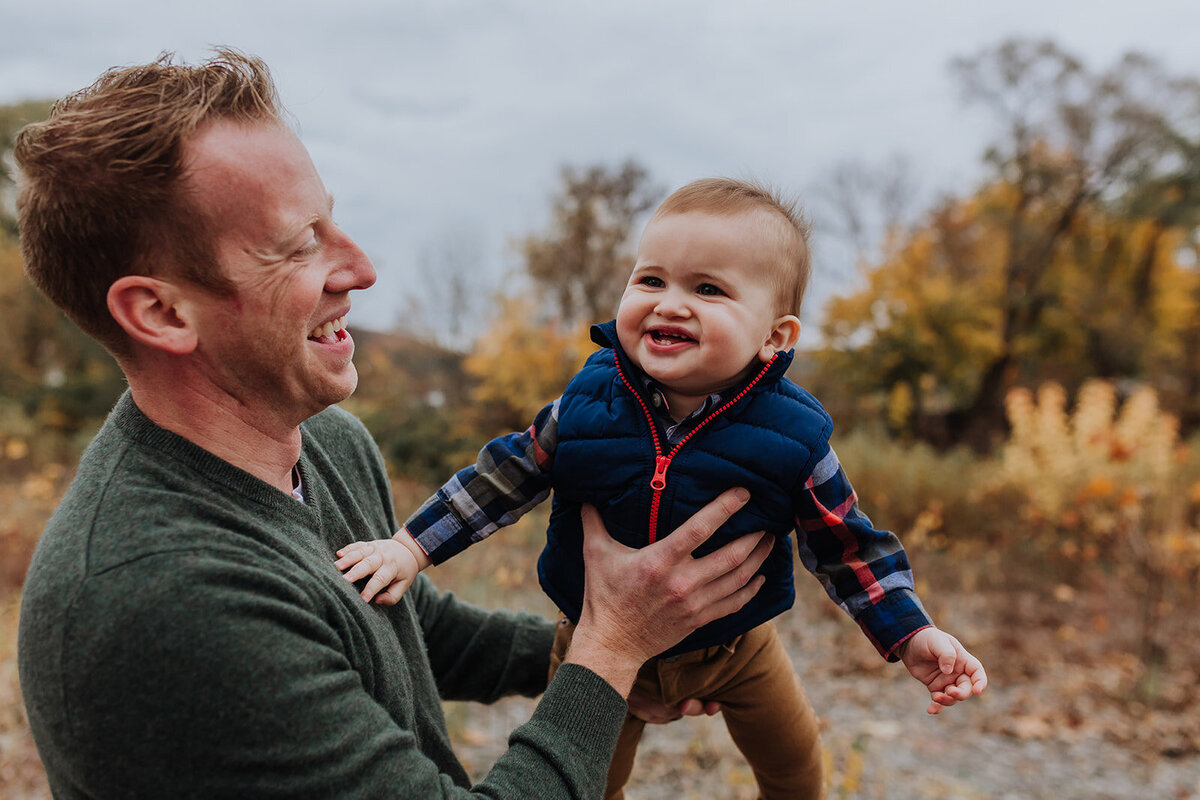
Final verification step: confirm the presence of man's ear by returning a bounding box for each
[759,315,801,361]
[106,275,198,355]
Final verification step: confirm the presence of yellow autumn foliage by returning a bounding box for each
[464,298,595,431]
[998,380,1200,575]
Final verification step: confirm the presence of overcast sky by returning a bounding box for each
[4,0,1200,342]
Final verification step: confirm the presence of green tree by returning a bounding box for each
[0,100,124,455]
[0,231,125,456]
[946,39,1200,444]
[1,99,53,234]
[814,39,1200,447]
[343,328,481,482]
[816,186,1198,444]
[520,160,661,327]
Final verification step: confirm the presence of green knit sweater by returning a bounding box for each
[18,393,626,798]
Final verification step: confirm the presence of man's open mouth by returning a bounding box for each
[308,315,349,344]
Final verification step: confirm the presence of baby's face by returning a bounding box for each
[615,210,798,409]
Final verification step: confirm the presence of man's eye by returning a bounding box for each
[640,276,665,288]
[293,240,319,259]
[697,283,724,296]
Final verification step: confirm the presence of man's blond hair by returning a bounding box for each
[15,49,285,356]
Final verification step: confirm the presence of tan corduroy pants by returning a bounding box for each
[549,618,824,800]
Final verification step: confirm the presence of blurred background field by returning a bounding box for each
[4,28,1200,800]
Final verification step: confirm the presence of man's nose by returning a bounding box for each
[327,228,377,292]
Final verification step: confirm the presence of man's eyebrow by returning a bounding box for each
[291,194,335,239]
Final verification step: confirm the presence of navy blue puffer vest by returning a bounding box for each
[537,322,834,657]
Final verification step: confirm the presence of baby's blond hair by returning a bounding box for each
[652,178,811,316]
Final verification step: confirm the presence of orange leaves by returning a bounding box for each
[993,379,1200,599]
[1080,475,1116,501]
[2,439,27,461]
[1000,380,1179,521]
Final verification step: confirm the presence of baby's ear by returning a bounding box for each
[760,315,801,361]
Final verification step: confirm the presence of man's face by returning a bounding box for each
[179,120,376,428]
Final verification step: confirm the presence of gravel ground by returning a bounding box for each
[8,570,1197,799]
[448,593,1200,799]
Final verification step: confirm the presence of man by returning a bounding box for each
[16,50,772,798]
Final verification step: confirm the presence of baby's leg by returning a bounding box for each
[602,713,647,800]
[662,623,824,800]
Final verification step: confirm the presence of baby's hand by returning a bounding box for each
[898,627,988,715]
[335,529,430,605]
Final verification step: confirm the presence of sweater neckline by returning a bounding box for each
[109,391,320,519]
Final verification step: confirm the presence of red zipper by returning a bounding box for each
[614,354,778,543]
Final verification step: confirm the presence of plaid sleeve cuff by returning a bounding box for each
[406,491,472,565]
[853,588,935,661]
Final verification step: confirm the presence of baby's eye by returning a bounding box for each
[639,276,665,288]
[697,283,725,296]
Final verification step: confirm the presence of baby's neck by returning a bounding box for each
[658,390,709,422]
[654,366,759,422]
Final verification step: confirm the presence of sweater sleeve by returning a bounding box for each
[406,575,628,793]
[55,552,625,800]
[405,398,560,564]
[407,574,556,702]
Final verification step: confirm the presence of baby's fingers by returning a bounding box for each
[373,579,412,606]
[340,550,384,584]
[359,567,396,602]
[335,541,373,566]
[334,551,364,571]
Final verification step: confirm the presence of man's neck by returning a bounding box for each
[128,378,303,494]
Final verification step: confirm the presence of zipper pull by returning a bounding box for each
[651,455,671,491]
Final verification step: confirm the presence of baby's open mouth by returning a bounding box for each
[649,329,696,345]
[309,315,349,343]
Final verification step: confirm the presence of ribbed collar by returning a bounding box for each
[107,391,316,516]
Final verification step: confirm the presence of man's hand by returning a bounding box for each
[566,487,773,696]
[899,627,988,715]
[335,528,432,605]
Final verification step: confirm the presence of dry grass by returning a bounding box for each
[3,390,1200,797]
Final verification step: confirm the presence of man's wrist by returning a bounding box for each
[562,624,642,699]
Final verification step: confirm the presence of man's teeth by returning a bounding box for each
[309,315,347,340]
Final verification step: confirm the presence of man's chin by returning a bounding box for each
[310,368,359,410]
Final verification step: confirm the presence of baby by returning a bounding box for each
[337,178,987,800]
